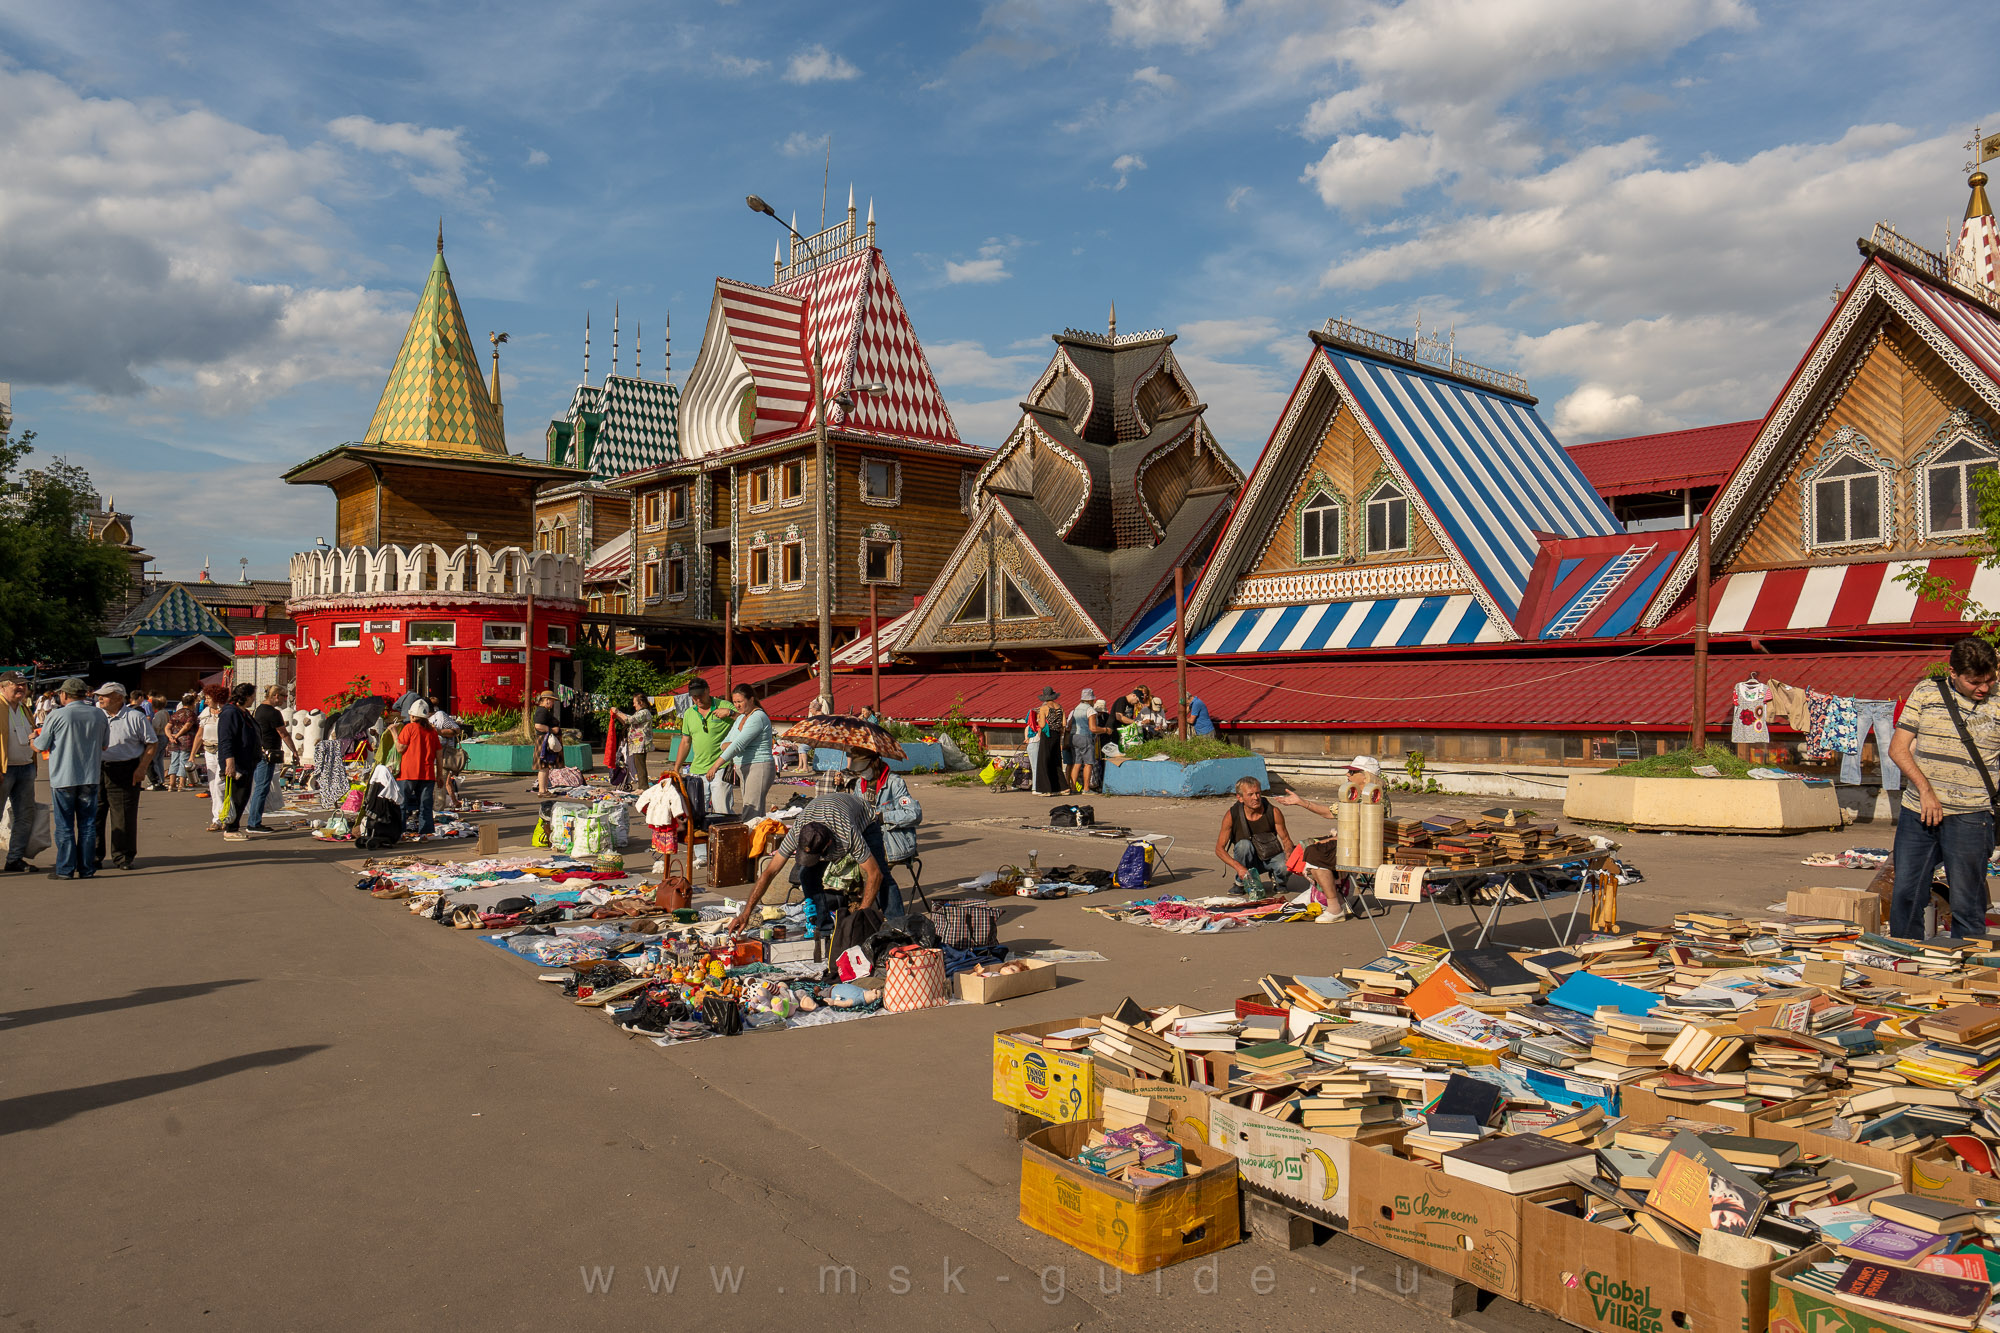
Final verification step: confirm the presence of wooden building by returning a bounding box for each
[606,192,987,668]
[282,234,586,712]
[1564,420,1759,531]
[895,312,1242,663]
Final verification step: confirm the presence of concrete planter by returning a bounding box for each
[1565,774,1841,833]
[461,741,592,775]
[1104,754,1268,798]
[810,741,945,772]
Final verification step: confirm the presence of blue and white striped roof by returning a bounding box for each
[1318,346,1618,615]
[1184,594,1505,656]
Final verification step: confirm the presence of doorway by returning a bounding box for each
[408,653,453,712]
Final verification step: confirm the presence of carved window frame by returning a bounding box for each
[1292,471,1347,564]
[747,468,775,513]
[1800,426,1896,553]
[1362,471,1410,555]
[858,522,901,586]
[1913,409,2000,544]
[858,455,901,507]
[746,531,772,592]
[778,458,808,509]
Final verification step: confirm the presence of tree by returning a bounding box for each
[1900,467,2000,637]
[0,429,133,666]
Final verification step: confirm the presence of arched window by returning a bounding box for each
[1813,455,1883,546]
[551,520,569,556]
[1365,481,1408,554]
[1299,490,1341,560]
[1927,440,1998,538]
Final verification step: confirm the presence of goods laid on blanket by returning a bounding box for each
[1015,909,2000,1276]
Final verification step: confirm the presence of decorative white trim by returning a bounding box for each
[1799,426,1896,553]
[858,521,902,585]
[857,454,902,507]
[746,466,776,512]
[1291,470,1346,564]
[778,537,806,589]
[778,456,808,508]
[1231,561,1461,609]
[1913,408,2000,544]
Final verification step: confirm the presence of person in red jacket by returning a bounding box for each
[397,701,442,836]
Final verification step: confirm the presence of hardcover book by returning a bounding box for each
[1645,1131,1768,1237]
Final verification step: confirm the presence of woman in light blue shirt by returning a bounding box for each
[708,684,776,817]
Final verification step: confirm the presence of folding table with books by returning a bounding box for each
[1350,851,1612,952]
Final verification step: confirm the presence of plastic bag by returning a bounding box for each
[572,812,608,858]
[531,816,550,848]
[550,808,578,854]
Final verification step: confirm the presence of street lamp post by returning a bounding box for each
[747,192,885,715]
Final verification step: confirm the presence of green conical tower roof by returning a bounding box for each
[363,235,508,456]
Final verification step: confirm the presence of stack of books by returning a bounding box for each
[1298,1073,1400,1137]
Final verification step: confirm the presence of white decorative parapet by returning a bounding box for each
[288,543,582,603]
[1233,561,1461,607]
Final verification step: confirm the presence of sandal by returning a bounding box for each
[206,821,222,832]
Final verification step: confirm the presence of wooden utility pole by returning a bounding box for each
[1691,509,1711,752]
[723,595,733,698]
[870,583,881,718]
[1174,566,1189,740]
[522,553,537,723]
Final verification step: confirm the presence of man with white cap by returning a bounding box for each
[93,682,159,870]
[1066,688,1098,794]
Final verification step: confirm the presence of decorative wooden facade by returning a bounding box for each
[283,235,586,710]
[1157,321,1617,658]
[897,316,1242,661]
[601,193,987,668]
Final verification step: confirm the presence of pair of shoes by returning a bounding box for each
[2,860,27,874]
[222,831,248,842]
[106,858,132,870]
[46,870,72,880]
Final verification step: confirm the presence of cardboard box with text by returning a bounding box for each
[993,1018,1101,1124]
[1348,1144,1524,1300]
[1205,1091,1356,1229]
[1018,1120,1241,1274]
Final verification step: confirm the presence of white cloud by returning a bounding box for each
[945,396,1027,446]
[1225,185,1251,211]
[1169,317,1298,463]
[524,147,550,167]
[715,54,770,76]
[1111,152,1147,189]
[1300,130,1443,210]
[780,131,829,158]
[1130,65,1178,93]
[927,339,1041,390]
[784,45,860,84]
[1105,0,1231,49]
[944,237,1021,284]
[1300,86,1379,138]
[326,114,479,200]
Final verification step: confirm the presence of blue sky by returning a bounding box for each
[0,0,1991,579]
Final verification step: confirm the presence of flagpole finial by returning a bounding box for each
[437,218,443,253]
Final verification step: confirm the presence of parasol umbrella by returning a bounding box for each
[785,713,906,761]
[332,696,390,742]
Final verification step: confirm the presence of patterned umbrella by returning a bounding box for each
[785,713,907,761]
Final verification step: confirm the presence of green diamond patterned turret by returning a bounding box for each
[363,252,508,456]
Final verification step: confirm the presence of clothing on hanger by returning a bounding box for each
[1732,679,1770,743]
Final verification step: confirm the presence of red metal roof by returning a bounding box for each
[1564,420,1761,498]
[704,661,810,690]
[761,651,1940,732]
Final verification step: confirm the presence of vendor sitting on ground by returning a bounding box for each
[1276,757,1389,918]
[727,789,886,935]
[1215,775,1294,892]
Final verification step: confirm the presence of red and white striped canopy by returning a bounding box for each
[1654,557,1998,638]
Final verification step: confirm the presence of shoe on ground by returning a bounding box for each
[222,831,249,842]
[2,860,28,874]
[244,826,271,833]
[46,870,71,880]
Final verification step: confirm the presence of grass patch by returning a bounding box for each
[1603,745,1753,778]
[1121,736,1254,763]
[938,772,982,787]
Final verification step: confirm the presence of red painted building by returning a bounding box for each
[282,234,585,713]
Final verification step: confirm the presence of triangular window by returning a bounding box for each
[1001,573,1037,620]
[951,578,989,624]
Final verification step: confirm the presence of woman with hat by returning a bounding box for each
[531,690,561,796]
[1026,686,1063,796]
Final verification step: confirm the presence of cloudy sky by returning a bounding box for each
[0,0,1991,579]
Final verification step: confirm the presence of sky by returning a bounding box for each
[0,0,1993,581]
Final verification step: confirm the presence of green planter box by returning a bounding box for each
[461,742,592,775]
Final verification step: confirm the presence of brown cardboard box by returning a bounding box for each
[1018,1121,1241,1274]
[1768,1248,1939,1333]
[956,959,1059,1004]
[1786,887,1882,933]
[1205,1090,1361,1228]
[1093,1069,1212,1144]
[1910,1144,2000,1206]
[1854,965,1999,995]
[1522,1184,1794,1333]
[1753,1112,1924,1188]
[993,1018,1102,1123]
[1348,1144,1525,1300]
[1616,1082,1814,1136]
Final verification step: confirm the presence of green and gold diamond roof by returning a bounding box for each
[363,250,508,456]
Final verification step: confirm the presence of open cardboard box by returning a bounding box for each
[1752,1108,1925,1189]
[1522,1184,1801,1333]
[1618,1082,1816,1136]
[956,958,1059,1005]
[1768,1247,1940,1333]
[1910,1143,2000,1206]
[1018,1120,1241,1275]
[1202,1087,1400,1229]
[993,1017,1103,1124]
[1093,1068,1213,1144]
[1347,1142,1525,1301]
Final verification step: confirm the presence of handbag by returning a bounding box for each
[934,899,1002,949]
[653,873,692,911]
[439,742,467,776]
[547,766,584,789]
[882,945,949,1012]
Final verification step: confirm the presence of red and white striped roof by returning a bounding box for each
[583,529,632,583]
[1882,262,2000,385]
[830,605,918,667]
[1651,557,1998,639]
[680,249,960,458]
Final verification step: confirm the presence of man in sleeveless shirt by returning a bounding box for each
[1214,776,1295,892]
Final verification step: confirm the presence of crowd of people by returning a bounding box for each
[1022,683,1215,796]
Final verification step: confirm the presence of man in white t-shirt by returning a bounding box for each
[427,700,463,810]
[1066,689,1098,794]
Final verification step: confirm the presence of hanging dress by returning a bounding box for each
[1731,680,1770,743]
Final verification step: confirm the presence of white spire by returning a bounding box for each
[612,302,620,377]
[662,311,671,381]
[1956,168,1997,296]
[1108,300,1117,338]
[583,312,591,383]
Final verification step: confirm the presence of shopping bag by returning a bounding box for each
[0,799,52,859]
[835,945,873,982]
[571,813,607,858]
[549,808,577,854]
[979,759,1000,785]
[531,816,551,848]
[547,766,584,789]
[882,946,949,1012]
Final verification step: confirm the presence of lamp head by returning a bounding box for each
[746,194,775,218]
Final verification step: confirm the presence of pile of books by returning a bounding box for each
[1074,1124,1190,1185]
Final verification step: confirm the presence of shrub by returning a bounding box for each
[1604,745,1754,778]
[1120,736,1252,763]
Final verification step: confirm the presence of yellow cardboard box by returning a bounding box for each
[1769,1249,1934,1333]
[993,1018,1100,1123]
[1348,1144,1524,1301]
[1018,1120,1241,1274]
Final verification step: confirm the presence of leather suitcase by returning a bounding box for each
[706,821,752,889]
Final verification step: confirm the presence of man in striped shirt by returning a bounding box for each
[1889,637,2000,938]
